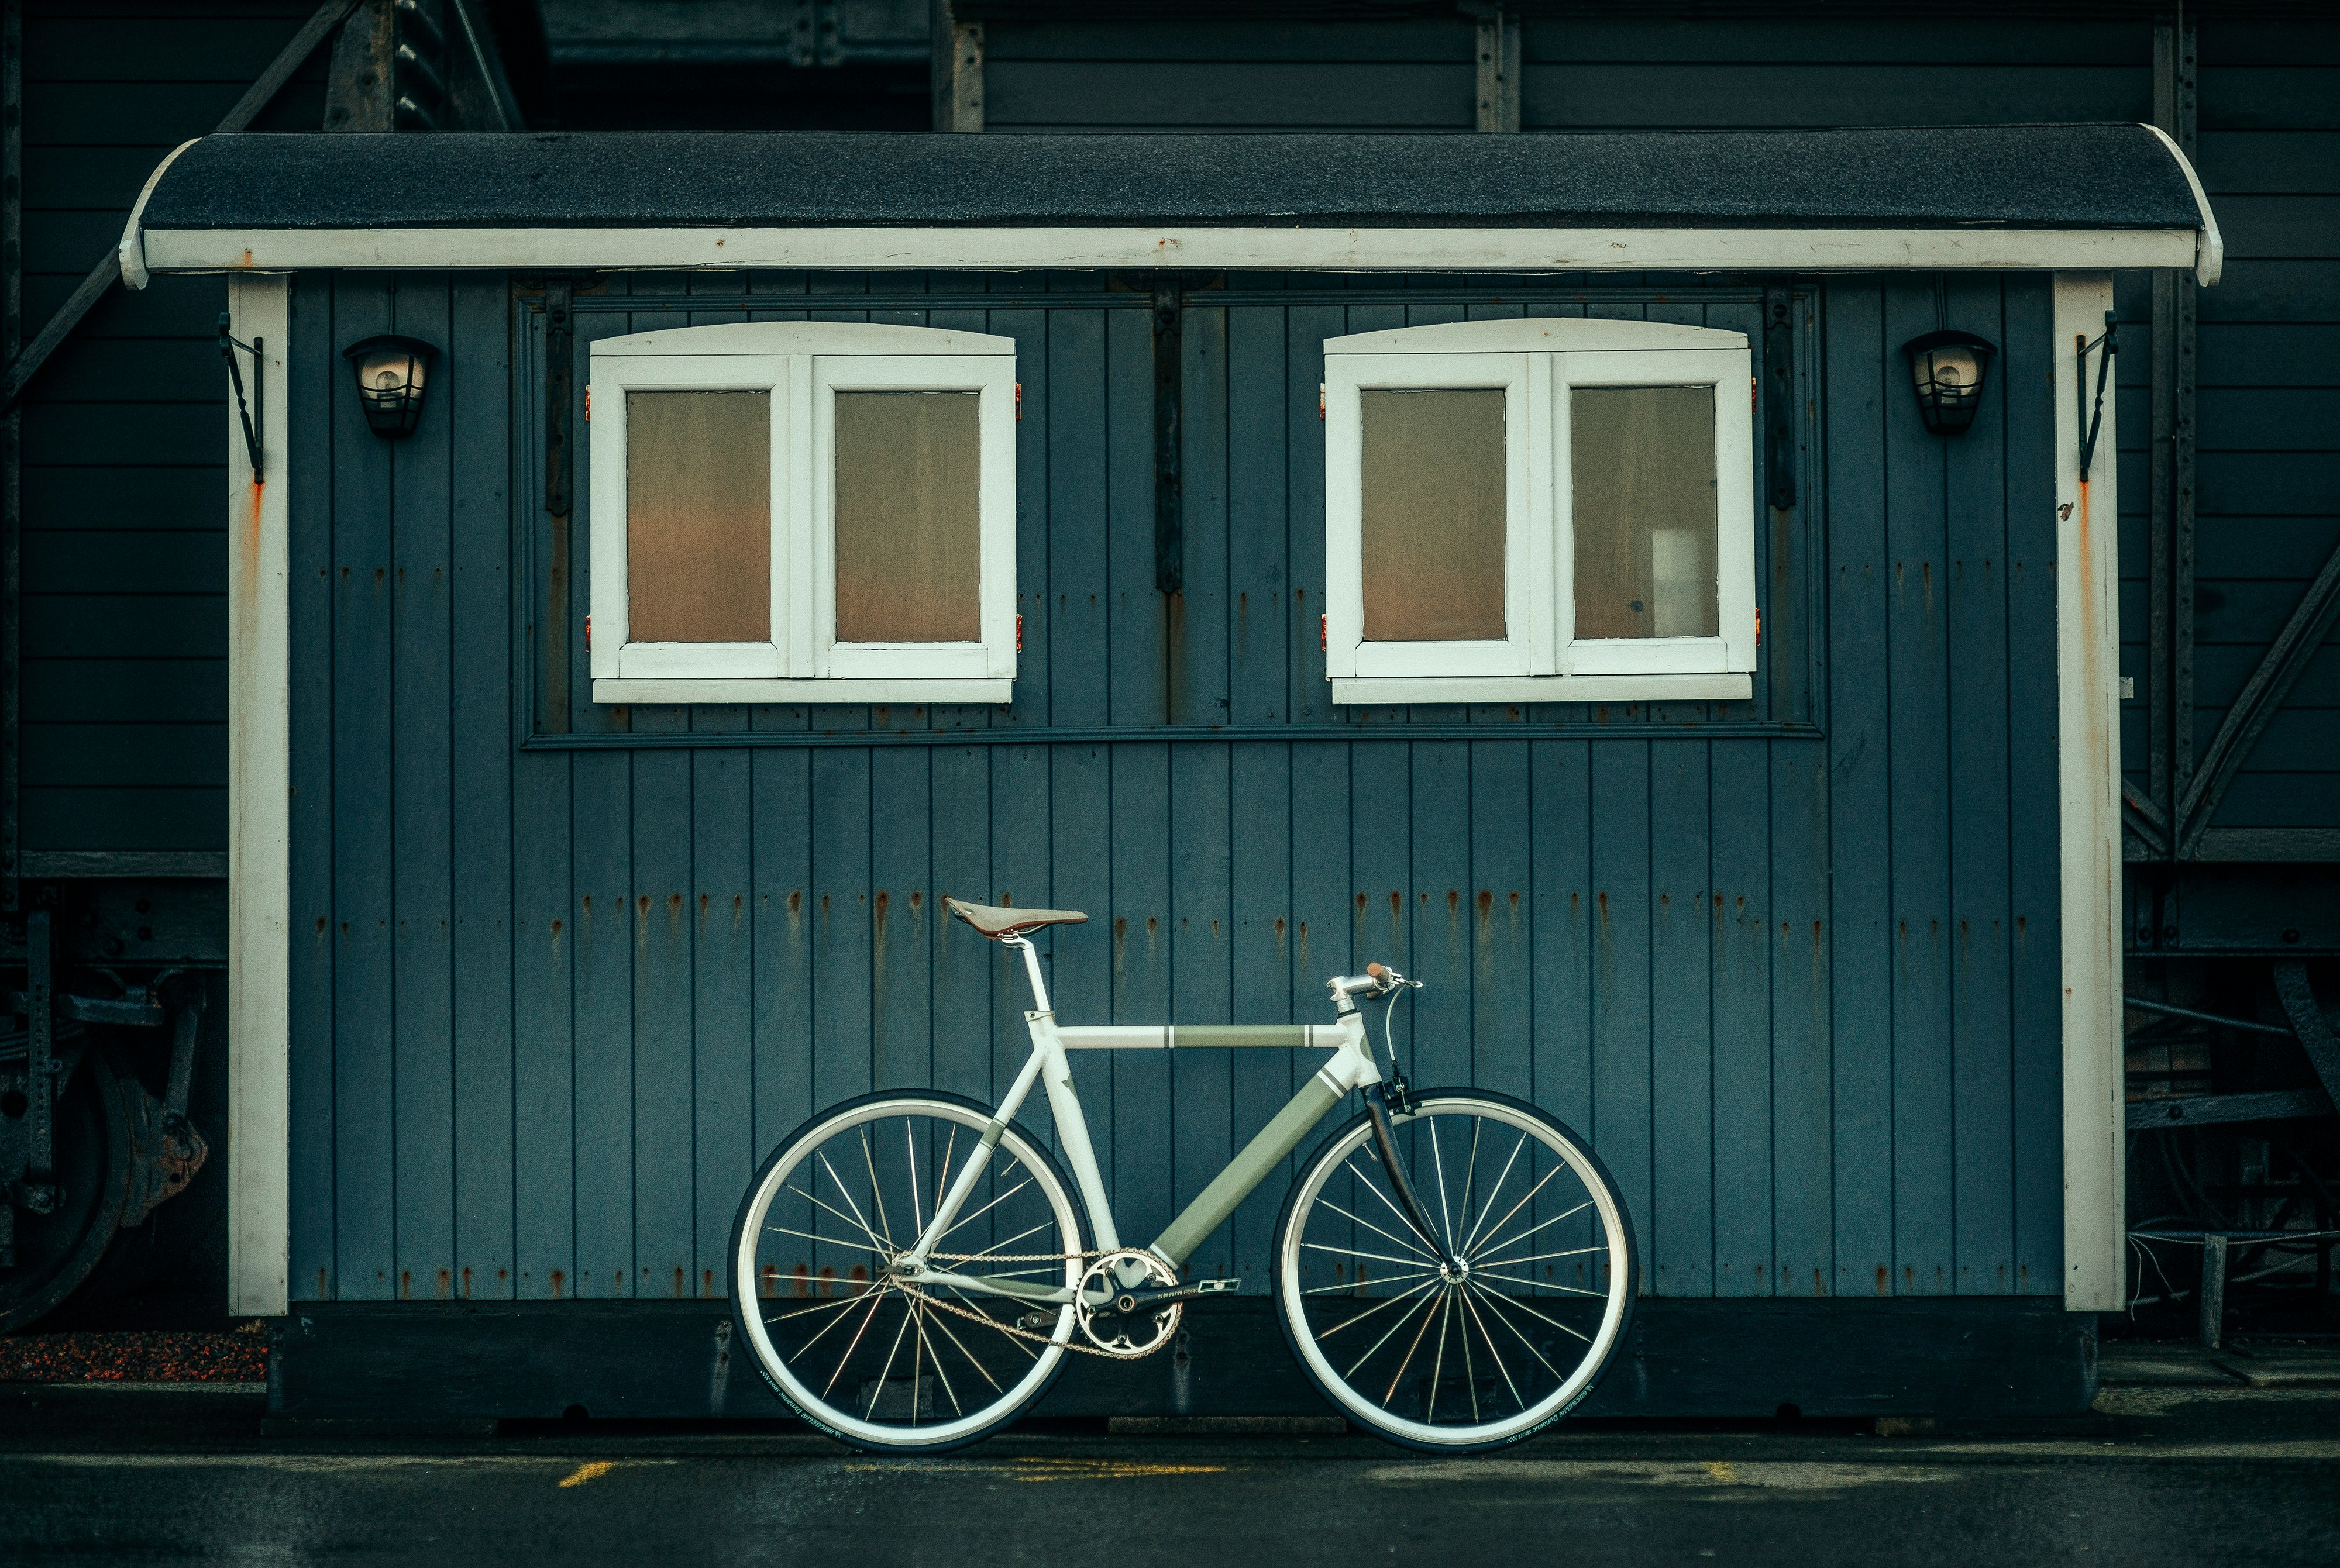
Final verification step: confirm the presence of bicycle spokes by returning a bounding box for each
[735,1098,1084,1449]
[1280,1095,1632,1446]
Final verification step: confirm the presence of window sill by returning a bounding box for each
[592,677,1013,705]
[1331,673,1752,705]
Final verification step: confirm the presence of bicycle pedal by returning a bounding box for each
[1193,1278,1240,1295]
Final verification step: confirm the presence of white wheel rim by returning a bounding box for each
[1279,1095,1630,1446]
[735,1097,1080,1448]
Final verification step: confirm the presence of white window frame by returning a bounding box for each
[1324,317,1757,706]
[1326,352,1541,680]
[588,321,1017,705]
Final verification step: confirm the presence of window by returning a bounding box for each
[1324,318,1756,704]
[588,322,1017,703]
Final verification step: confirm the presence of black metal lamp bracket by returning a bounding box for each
[219,312,264,480]
[2079,309,2117,483]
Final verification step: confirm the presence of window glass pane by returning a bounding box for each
[1360,388,1507,642]
[626,390,771,643]
[1571,385,1719,640]
[834,391,982,644]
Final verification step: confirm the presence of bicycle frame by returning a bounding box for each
[895,935,1384,1305]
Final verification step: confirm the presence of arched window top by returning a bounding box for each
[1326,316,1746,357]
[593,319,1016,360]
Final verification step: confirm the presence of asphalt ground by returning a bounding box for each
[5,1377,2339,1567]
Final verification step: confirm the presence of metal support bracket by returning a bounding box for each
[2078,311,2116,483]
[1152,278,1184,595]
[219,315,264,480]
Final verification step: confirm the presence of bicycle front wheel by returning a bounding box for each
[1274,1089,1636,1451]
[729,1091,1088,1453]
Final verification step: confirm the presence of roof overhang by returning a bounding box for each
[121,125,2224,288]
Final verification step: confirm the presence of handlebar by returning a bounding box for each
[1327,963,1419,1003]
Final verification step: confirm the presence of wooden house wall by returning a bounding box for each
[15,0,325,855]
[283,268,2066,1308]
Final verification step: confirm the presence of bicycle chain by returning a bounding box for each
[889,1249,1164,1360]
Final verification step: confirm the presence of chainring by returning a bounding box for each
[1075,1248,1182,1359]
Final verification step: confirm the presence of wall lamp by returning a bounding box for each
[343,335,439,437]
[1901,329,1997,436]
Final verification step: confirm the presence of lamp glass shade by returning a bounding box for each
[342,335,438,437]
[1902,329,1997,436]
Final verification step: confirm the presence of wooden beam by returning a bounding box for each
[0,0,360,418]
[2174,533,2340,859]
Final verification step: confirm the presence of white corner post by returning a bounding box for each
[226,272,292,1317]
[2053,272,2124,1312]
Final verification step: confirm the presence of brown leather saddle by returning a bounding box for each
[942,896,1089,940]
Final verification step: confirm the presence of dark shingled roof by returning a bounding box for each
[138,126,2207,233]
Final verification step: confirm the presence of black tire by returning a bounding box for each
[728,1089,1090,1453]
[1272,1088,1637,1452]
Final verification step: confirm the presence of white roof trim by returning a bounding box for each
[1327,317,1747,354]
[2137,122,2223,287]
[116,139,201,290]
[128,223,2207,284]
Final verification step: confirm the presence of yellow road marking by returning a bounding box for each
[1011,1458,1226,1481]
[839,1457,1227,1480]
[1702,1460,1738,1483]
[558,1461,619,1488]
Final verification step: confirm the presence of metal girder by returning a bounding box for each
[2,0,19,914]
[0,0,361,419]
[2124,779,2170,858]
[2273,962,2340,1109]
[1470,4,1521,133]
[2174,537,2340,860]
[2128,1089,2335,1131]
[2144,6,2198,863]
[930,0,983,133]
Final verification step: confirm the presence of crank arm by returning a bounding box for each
[1114,1278,1240,1312]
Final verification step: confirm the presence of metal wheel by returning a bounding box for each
[1,1047,134,1334]
[1274,1089,1636,1451]
[729,1091,1086,1453]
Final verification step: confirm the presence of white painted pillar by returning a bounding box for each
[2053,271,2125,1313]
[226,272,291,1318]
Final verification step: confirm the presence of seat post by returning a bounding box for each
[1003,933,1052,1013]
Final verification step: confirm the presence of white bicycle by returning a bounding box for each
[728,897,1637,1453]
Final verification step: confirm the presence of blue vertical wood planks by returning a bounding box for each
[282,271,2069,1311]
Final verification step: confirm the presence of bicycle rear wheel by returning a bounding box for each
[729,1091,1087,1452]
[1273,1089,1636,1451]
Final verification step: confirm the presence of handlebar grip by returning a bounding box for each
[1367,962,1389,981]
